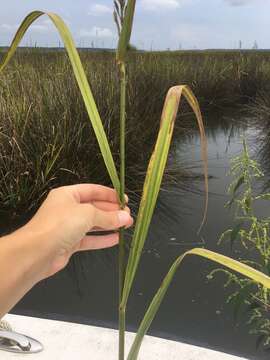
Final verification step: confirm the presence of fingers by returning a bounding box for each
[67,184,128,204]
[95,208,133,230]
[78,233,120,250]
[81,204,133,230]
[92,201,130,213]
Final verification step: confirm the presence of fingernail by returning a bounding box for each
[118,211,130,226]
[124,194,129,203]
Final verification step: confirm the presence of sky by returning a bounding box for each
[0,0,269,50]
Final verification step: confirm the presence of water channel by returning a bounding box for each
[3,112,270,359]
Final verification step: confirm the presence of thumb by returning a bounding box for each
[81,204,133,230]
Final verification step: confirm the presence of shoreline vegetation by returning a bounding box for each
[0,49,270,224]
[1,9,270,358]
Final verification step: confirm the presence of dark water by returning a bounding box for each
[5,114,270,359]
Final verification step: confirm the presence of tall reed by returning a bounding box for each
[114,0,131,357]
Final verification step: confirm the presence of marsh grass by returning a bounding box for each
[0,51,195,218]
[1,9,270,360]
[0,50,270,216]
[246,91,270,187]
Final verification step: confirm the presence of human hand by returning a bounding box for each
[22,184,133,279]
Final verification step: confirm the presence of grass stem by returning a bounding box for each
[118,61,127,360]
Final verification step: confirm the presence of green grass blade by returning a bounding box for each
[127,248,270,360]
[0,11,120,194]
[121,85,208,307]
[44,144,64,180]
[116,0,136,63]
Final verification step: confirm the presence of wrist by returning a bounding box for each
[0,228,52,317]
[6,225,54,284]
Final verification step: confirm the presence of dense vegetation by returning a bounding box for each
[209,140,270,349]
[0,49,269,222]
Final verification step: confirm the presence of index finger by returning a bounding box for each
[68,184,128,204]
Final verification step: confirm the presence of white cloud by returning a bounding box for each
[79,26,113,38]
[140,0,194,10]
[141,0,180,10]
[88,4,112,16]
[0,22,49,33]
[29,24,49,32]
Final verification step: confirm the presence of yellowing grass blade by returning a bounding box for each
[117,0,136,63]
[127,248,270,360]
[0,11,120,194]
[121,85,208,307]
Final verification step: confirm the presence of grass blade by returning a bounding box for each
[0,11,120,194]
[127,248,270,360]
[116,0,136,63]
[44,144,64,180]
[121,85,208,307]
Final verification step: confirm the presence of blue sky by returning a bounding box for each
[0,0,269,50]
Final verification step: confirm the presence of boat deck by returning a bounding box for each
[1,314,247,359]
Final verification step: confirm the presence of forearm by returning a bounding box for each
[0,227,50,318]
[0,185,133,319]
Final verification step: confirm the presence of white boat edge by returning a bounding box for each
[1,314,248,359]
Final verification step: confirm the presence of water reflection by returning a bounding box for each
[8,112,270,360]
[255,118,270,193]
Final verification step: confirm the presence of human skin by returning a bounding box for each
[0,184,133,318]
